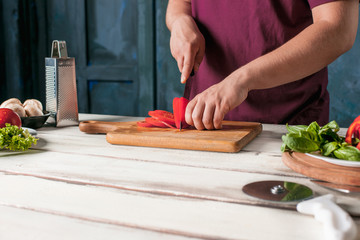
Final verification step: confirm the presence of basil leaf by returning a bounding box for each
[322,141,338,156]
[319,128,341,142]
[321,120,339,133]
[285,133,320,153]
[300,129,318,142]
[281,120,360,161]
[286,124,307,134]
[333,146,360,161]
[306,121,320,135]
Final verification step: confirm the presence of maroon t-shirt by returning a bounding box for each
[185,0,336,125]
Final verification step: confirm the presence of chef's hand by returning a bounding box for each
[169,15,205,83]
[185,71,249,130]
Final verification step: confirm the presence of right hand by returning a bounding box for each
[169,15,205,83]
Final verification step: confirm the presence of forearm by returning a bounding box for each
[237,1,358,91]
[166,0,192,31]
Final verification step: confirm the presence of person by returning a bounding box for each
[166,0,359,130]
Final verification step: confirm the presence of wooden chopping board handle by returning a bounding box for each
[79,121,122,134]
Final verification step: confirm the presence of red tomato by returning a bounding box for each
[173,97,189,129]
[145,117,169,128]
[148,110,176,127]
[0,108,22,128]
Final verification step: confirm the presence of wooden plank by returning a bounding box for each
[1,149,359,216]
[0,173,325,240]
[32,0,48,104]
[2,0,24,100]
[138,0,155,115]
[86,65,136,81]
[0,0,5,102]
[328,14,360,127]
[85,0,141,116]
[88,81,139,116]
[0,205,196,240]
[45,0,88,113]
[27,119,301,178]
[86,0,139,66]
[155,0,183,111]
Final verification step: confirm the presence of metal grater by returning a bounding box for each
[45,40,79,127]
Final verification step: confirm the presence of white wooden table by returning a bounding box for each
[0,114,359,240]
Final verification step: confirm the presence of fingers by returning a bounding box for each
[192,102,206,130]
[185,98,224,131]
[202,104,215,130]
[213,107,224,129]
[181,52,195,83]
[177,56,184,73]
[181,40,205,83]
[185,98,196,127]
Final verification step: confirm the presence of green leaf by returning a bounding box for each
[321,120,339,133]
[285,133,320,153]
[0,124,38,151]
[281,120,360,162]
[286,124,307,134]
[299,129,318,142]
[333,146,360,161]
[322,141,339,156]
[306,121,320,134]
[319,128,341,143]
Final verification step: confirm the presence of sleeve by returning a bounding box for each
[308,0,338,9]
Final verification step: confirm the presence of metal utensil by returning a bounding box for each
[242,180,313,202]
[45,40,79,127]
[311,180,360,194]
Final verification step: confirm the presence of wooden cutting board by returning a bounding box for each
[79,120,262,153]
[282,151,360,186]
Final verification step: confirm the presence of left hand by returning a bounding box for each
[185,71,249,130]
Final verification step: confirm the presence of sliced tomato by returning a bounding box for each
[137,121,154,128]
[173,97,190,129]
[145,117,173,128]
[148,110,176,127]
[161,121,176,129]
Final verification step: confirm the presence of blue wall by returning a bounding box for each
[328,7,360,127]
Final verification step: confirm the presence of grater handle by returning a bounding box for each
[51,40,68,58]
